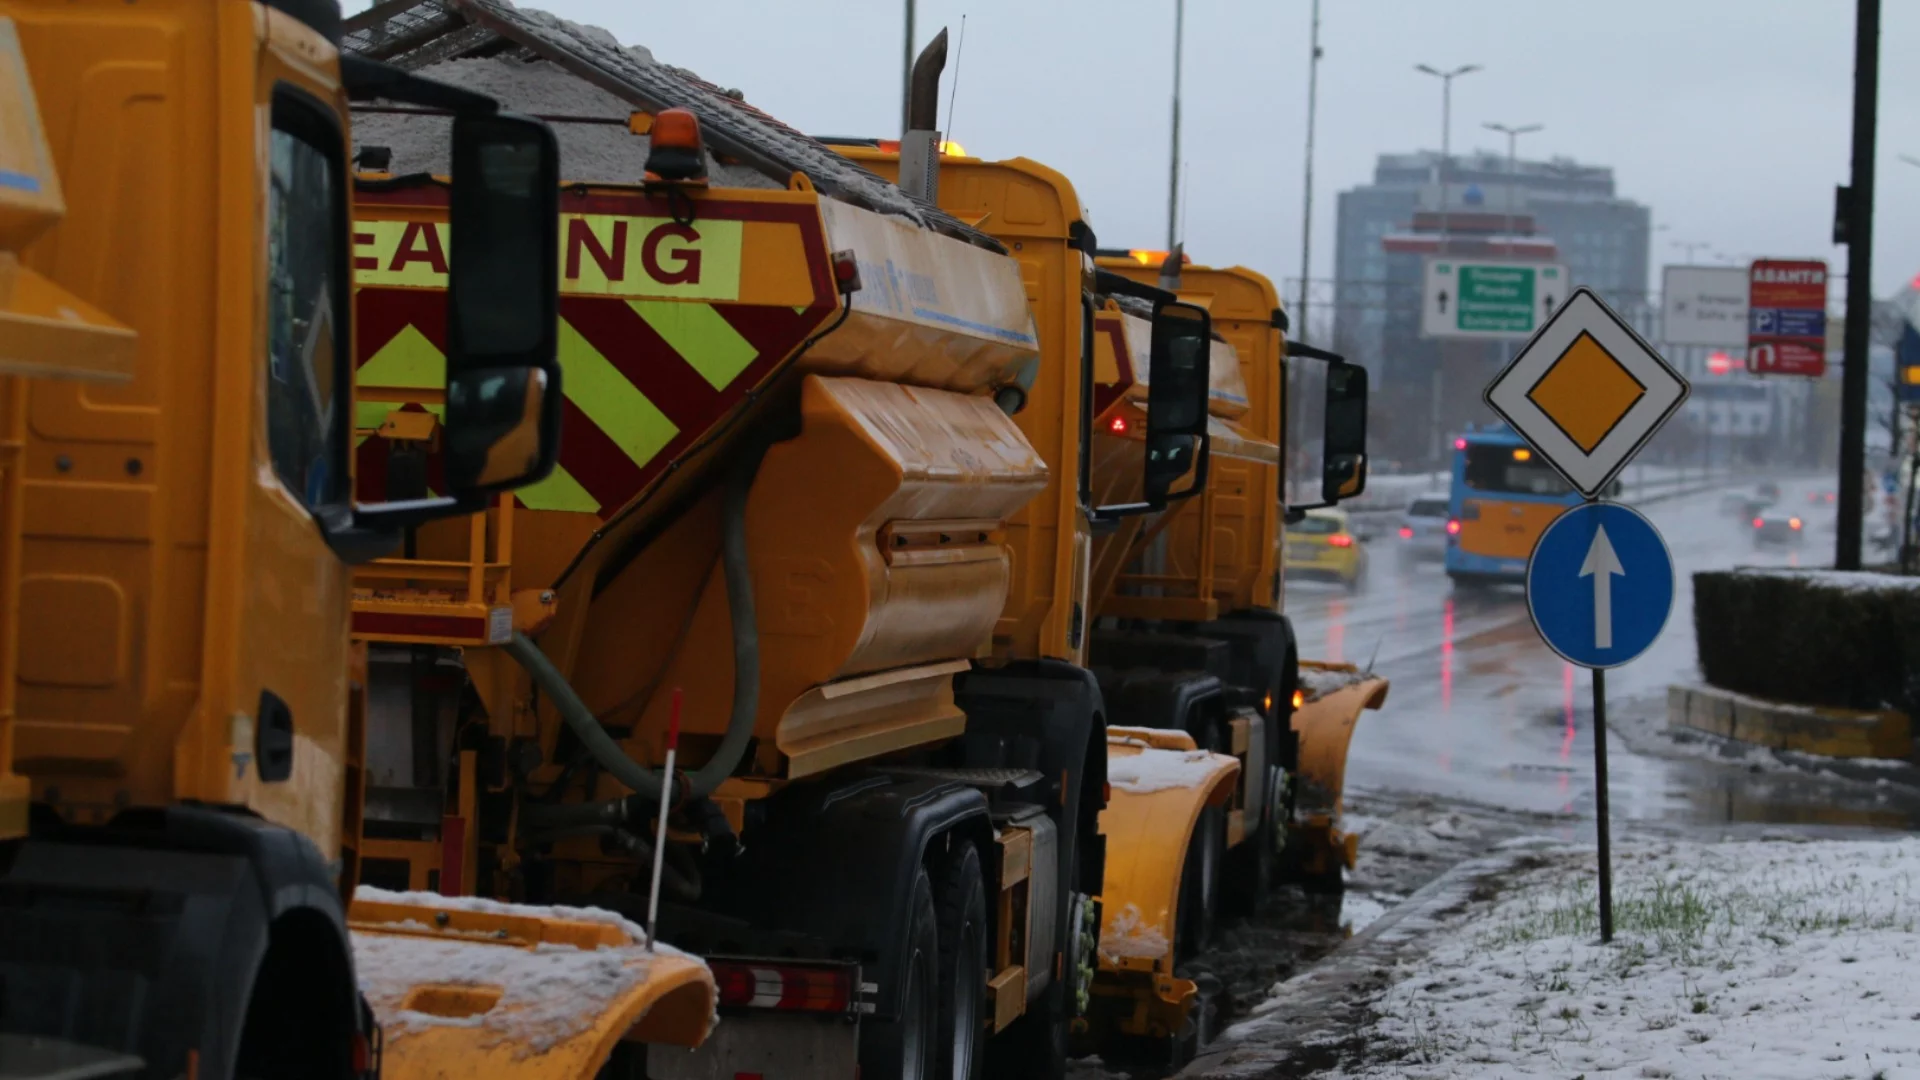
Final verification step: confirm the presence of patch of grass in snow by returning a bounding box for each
[1481,862,1913,967]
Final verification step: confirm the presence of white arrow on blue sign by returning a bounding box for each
[1526,503,1674,668]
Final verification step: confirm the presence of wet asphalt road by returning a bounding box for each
[1286,474,1920,833]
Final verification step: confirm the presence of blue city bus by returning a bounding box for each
[1444,424,1584,584]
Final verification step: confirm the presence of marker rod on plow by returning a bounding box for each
[645,688,682,952]
[1592,666,1614,943]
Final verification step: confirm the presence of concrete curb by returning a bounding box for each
[1177,840,1562,1079]
[1669,683,1913,760]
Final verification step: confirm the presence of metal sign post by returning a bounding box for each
[1487,287,1689,944]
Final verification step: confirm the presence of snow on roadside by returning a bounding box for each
[1329,838,1920,1079]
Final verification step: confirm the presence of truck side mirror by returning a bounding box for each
[443,111,562,494]
[1322,361,1369,503]
[1144,300,1212,505]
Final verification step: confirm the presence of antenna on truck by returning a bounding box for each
[944,15,967,153]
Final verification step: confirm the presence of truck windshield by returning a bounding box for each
[266,91,349,511]
[1463,444,1572,497]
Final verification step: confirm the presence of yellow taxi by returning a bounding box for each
[1284,507,1367,591]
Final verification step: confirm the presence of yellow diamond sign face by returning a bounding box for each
[1484,288,1689,498]
[1526,332,1647,452]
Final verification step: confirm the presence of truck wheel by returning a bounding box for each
[861,867,940,1080]
[985,889,1094,1080]
[934,841,988,1080]
[1223,765,1279,916]
[1177,803,1225,957]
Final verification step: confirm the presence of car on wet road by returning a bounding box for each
[1397,494,1451,563]
[1751,512,1806,548]
[1287,507,1368,590]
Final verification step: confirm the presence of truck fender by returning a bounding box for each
[1095,732,1238,1018]
[0,805,364,1080]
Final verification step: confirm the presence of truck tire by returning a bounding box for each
[1177,803,1225,957]
[1223,763,1279,916]
[933,841,988,1080]
[860,867,940,1080]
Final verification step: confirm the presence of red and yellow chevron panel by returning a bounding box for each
[351,186,837,518]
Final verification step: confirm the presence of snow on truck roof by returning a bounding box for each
[343,0,1003,253]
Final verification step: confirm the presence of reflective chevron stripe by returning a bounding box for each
[555,318,680,467]
[513,461,599,513]
[629,299,757,391]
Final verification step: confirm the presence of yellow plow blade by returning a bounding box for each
[1291,662,1390,875]
[350,889,715,1079]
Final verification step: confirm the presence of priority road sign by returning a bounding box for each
[1526,502,1674,669]
[1422,260,1568,340]
[1483,287,1690,499]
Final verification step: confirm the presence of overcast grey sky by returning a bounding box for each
[354,1,1918,307]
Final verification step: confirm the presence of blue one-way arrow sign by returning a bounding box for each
[1527,503,1674,668]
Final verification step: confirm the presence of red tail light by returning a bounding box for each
[1789,517,1802,530]
[1399,526,1414,539]
[1753,517,1764,528]
[1109,415,1129,434]
[711,961,855,1013]
[1453,438,1467,450]
[1328,534,1354,548]
[1446,519,1462,535]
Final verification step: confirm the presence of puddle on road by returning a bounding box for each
[1665,757,1920,831]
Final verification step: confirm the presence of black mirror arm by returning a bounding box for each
[341,55,501,113]
[1093,269,1177,306]
[1285,339,1348,364]
[318,495,490,566]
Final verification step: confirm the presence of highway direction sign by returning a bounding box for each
[1661,265,1748,348]
[1483,287,1691,499]
[1423,260,1569,340]
[1747,259,1828,377]
[1526,502,1674,669]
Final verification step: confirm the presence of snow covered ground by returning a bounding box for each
[1328,837,1920,1079]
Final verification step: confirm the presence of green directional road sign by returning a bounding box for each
[1423,260,1569,340]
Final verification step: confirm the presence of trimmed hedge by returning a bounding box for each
[1693,569,1920,715]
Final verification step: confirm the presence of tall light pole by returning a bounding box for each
[1481,122,1541,257]
[1414,63,1480,241]
[1835,0,1880,570]
[900,0,917,136]
[1672,239,1711,264]
[1166,0,1186,250]
[1297,0,1322,335]
[1415,62,1479,468]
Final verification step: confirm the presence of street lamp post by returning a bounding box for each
[1482,121,1542,257]
[1414,64,1481,241]
[1296,0,1322,334]
[1166,0,1185,250]
[1671,239,1711,264]
[1415,62,1480,467]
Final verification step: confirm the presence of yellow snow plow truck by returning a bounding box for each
[0,5,712,1079]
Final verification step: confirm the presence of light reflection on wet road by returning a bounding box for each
[1285,476,1920,832]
